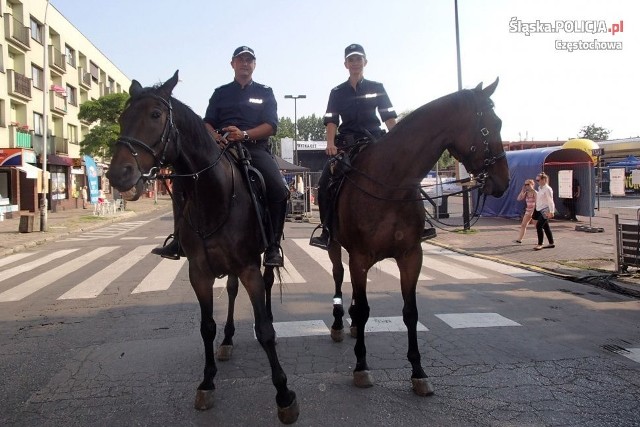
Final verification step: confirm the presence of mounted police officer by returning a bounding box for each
[152,46,288,267]
[310,44,437,249]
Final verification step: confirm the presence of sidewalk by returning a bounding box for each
[426,208,640,297]
[0,195,172,257]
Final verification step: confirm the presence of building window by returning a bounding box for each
[31,64,44,89]
[0,44,4,73]
[89,61,99,82]
[33,112,43,135]
[30,17,43,44]
[66,84,77,106]
[67,124,78,144]
[65,45,76,68]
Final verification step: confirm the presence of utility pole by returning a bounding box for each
[40,0,51,231]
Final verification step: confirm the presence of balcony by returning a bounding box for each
[50,91,67,114]
[48,45,66,75]
[7,69,31,100]
[9,126,32,149]
[52,136,69,155]
[78,67,91,89]
[3,14,30,51]
[100,82,113,97]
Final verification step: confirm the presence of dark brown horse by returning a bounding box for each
[326,79,509,395]
[106,71,298,424]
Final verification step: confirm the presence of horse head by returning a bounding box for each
[447,78,509,198]
[106,70,181,200]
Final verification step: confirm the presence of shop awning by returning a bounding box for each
[16,163,43,179]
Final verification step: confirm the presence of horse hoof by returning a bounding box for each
[353,370,374,388]
[216,345,233,361]
[330,328,344,342]
[411,378,435,396]
[350,325,358,338]
[277,397,300,424]
[194,389,215,410]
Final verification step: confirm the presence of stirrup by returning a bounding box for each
[151,234,182,260]
[309,224,330,250]
[263,245,284,267]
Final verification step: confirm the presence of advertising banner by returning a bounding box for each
[83,155,100,203]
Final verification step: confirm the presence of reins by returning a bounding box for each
[331,89,502,228]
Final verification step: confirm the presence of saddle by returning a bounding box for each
[226,143,271,248]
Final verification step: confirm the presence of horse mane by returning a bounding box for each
[126,84,215,154]
[391,89,476,134]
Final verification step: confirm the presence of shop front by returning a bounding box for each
[0,148,43,214]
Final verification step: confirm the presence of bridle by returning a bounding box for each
[462,94,506,190]
[114,94,179,180]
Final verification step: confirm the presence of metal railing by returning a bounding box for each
[49,45,66,73]
[4,14,30,48]
[7,69,31,98]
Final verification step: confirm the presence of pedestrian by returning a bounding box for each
[81,186,88,209]
[152,46,289,267]
[514,179,537,243]
[310,43,436,249]
[533,172,555,250]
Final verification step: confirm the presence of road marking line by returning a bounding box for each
[425,246,541,277]
[435,313,521,329]
[0,251,39,268]
[59,245,156,299]
[347,316,428,333]
[132,258,187,294]
[271,320,328,338]
[292,239,364,282]
[0,249,78,283]
[622,348,640,364]
[0,248,112,302]
[371,258,432,281]
[281,254,306,284]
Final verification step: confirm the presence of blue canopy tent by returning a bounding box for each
[476,147,595,218]
[607,155,640,171]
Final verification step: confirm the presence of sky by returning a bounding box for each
[50,0,638,142]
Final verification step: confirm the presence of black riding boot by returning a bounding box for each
[264,199,287,267]
[309,166,331,250]
[151,187,185,260]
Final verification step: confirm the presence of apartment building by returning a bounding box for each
[0,0,130,214]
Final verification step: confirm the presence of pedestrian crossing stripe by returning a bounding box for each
[347,316,428,333]
[0,242,539,302]
[266,317,428,338]
[58,245,157,300]
[434,313,522,329]
[132,258,187,294]
[60,221,149,242]
[623,348,640,363]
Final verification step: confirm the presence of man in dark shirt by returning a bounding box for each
[152,46,288,267]
[203,46,289,267]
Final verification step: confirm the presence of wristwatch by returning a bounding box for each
[242,131,250,141]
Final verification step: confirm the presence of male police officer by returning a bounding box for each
[203,46,289,267]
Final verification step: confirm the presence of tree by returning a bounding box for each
[296,114,325,141]
[578,123,610,141]
[78,92,129,157]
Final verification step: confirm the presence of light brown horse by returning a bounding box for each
[326,79,509,395]
[106,72,298,424]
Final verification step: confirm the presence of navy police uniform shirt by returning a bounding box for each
[323,78,397,139]
[203,80,278,143]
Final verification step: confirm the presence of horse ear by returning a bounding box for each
[129,80,143,97]
[482,77,499,98]
[159,70,179,96]
[474,82,483,91]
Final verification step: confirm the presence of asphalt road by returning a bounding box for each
[1,211,639,426]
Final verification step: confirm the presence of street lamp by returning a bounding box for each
[284,95,306,165]
[40,0,51,231]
